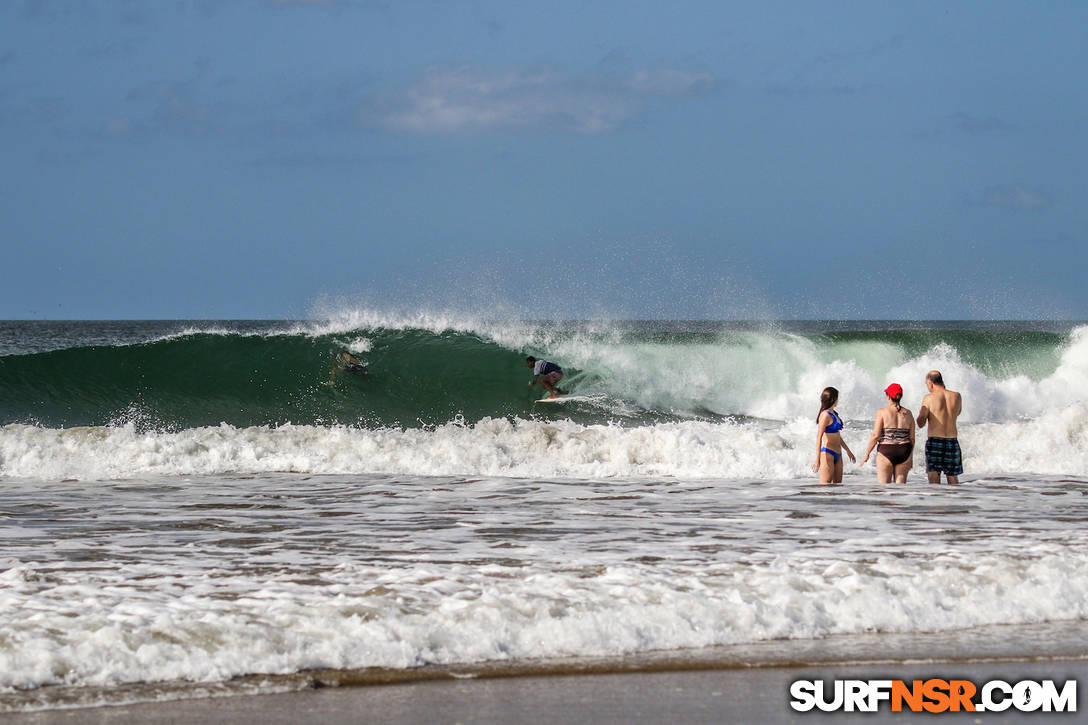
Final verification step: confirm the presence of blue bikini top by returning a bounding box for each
[825,410,843,433]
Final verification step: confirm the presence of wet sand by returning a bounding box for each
[6,659,1083,725]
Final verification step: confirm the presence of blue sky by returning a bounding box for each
[2,0,1086,320]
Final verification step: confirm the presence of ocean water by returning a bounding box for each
[2,315,1088,711]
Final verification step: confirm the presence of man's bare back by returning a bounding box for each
[918,387,961,438]
[917,370,963,484]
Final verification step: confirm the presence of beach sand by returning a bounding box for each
[5,659,1083,725]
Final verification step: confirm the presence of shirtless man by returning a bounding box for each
[916,370,963,484]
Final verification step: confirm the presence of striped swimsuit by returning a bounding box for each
[877,427,912,466]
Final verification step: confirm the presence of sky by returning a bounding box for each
[2,0,1086,320]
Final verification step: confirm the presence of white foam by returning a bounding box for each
[344,337,373,354]
[4,547,1088,693]
[3,401,1088,482]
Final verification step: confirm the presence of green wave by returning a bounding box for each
[0,324,1073,429]
[0,329,565,429]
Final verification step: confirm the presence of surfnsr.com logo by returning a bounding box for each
[790,678,1077,713]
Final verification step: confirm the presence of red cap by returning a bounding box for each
[884,383,903,398]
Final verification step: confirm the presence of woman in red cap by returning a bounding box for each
[862,383,916,483]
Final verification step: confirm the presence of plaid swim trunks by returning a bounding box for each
[542,371,564,386]
[925,437,963,476]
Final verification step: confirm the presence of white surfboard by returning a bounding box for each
[534,394,596,404]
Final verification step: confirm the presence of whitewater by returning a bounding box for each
[2,315,1087,711]
[2,317,1087,481]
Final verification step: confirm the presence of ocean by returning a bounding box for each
[2,315,1087,712]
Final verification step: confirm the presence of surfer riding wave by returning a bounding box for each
[527,356,567,399]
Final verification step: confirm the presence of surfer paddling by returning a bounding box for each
[328,350,366,385]
[917,370,963,484]
[813,386,856,484]
[527,356,566,399]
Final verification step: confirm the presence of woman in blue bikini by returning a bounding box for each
[812,386,855,484]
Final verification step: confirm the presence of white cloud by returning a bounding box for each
[123,80,215,136]
[979,185,1051,212]
[374,66,714,134]
[263,0,340,6]
[105,117,131,137]
[625,69,713,95]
